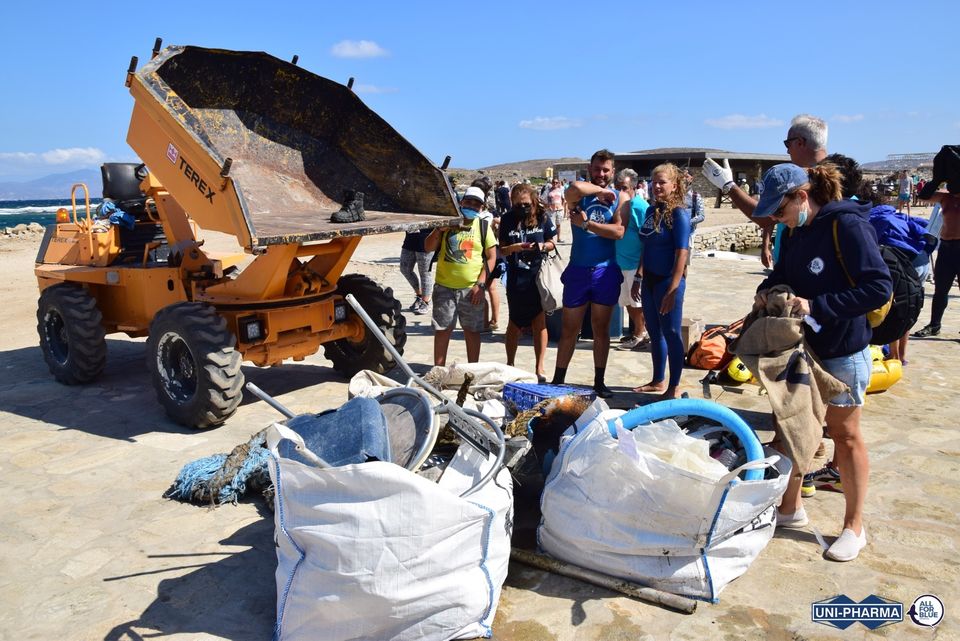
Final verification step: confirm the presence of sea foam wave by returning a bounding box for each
[0,205,69,215]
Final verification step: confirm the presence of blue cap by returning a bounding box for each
[754,163,809,217]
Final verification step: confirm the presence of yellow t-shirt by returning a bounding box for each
[435,217,498,290]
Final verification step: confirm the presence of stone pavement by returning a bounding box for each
[0,231,958,640]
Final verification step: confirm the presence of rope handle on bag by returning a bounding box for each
[719,454,780,486]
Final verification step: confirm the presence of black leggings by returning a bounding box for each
[931,239,960,326]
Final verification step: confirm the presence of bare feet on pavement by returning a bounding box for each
[633,381,667,393]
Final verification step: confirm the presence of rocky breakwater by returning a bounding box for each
[2,223,46,239]
[693,222,763,253]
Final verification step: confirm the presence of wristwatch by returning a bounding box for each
[581,218,590,231]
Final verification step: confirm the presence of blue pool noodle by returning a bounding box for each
[609,399,765,481]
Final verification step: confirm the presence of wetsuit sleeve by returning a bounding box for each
[812,215,893,322]
[672,208,691,250]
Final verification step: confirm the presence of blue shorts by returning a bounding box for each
[898,193,910,202]
[560,263,622,308]
[820,346,871,407]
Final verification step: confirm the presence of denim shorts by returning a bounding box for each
[820,346,872,407]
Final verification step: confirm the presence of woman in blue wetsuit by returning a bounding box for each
[630,163,691,399]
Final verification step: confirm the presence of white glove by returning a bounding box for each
[702,157,734,191]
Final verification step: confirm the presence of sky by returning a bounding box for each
[0,0,956,182]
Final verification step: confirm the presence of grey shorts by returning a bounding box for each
[432,284,486,332]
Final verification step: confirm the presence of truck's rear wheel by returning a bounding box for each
[146,302,244,428]
[37,284,107,384]
[325,274,406,377]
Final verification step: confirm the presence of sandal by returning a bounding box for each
[912,324,940,338]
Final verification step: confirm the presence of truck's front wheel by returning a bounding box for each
[146,302,244,428]
[324,274,406,377]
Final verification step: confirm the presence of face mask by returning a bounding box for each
[461,207,479,220]
[516,203,531,215]
[797,207,809,227]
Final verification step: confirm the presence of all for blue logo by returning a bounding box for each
[812,594,903,630]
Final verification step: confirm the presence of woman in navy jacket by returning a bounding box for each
[754,163,892,562]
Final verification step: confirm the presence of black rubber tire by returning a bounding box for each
[146,302,244,429]
[36,284,107,384]
[324,274,407,377]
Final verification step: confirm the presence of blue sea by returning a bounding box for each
[0,198,103,228]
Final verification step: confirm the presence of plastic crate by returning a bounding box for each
[503,382,596,413]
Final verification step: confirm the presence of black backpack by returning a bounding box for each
[869,245,924,346]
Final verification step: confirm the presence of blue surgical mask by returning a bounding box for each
[461,207,479,220]
[797,207,809,227]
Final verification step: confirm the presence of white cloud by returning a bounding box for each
[518,116,583,131]
[0,147,106,166]
[330,40,388,59]
[353,84,398,94]
[704,114,784,130]
[832,114,864,123]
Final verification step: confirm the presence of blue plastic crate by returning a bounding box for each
[503,382,596,413]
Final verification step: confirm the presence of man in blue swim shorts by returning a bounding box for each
[550,149,626,397]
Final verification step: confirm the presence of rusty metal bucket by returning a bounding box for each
[127,46,460,248]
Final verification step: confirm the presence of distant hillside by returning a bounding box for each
[0,169,102,200]
[479,157,586,175]
[448,157,587,186]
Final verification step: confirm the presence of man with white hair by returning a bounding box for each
[702,114,834,498]
[702,114,828,266]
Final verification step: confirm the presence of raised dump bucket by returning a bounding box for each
[126,45,460,248]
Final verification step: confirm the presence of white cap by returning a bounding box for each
[462,186,485,202]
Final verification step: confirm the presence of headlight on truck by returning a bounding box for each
[334,301,348,322]
[238,316,264,342]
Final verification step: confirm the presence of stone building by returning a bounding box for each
[554,147,790,204]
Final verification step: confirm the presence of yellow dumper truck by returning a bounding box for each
[34,44,460,427]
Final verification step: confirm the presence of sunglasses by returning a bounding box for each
[782,137,801,149]
[771,196,791,219]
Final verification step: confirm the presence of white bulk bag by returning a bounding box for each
[538,406,789,601]
[267,423,512,641]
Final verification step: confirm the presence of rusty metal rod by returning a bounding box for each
[510,548,698,614]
